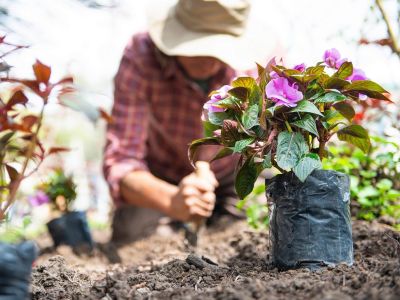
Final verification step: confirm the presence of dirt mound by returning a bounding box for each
[31,220,400,300]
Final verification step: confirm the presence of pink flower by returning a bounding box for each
[293,63,306,72]
[265,77,303,107]
[347,68,368,100]
[336,58,348,69]
[324,48,346,69]
[201,85,232,121]
[269,71,280,79]
[347,68,367,81]
[29,191,50,207]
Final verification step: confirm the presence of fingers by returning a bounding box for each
[185,193,215,210]
[181,174,215,192]
[185,193,215,217]
[195,161,218,187]
[186,197,213,218]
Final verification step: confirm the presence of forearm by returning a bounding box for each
[120,170,178,215]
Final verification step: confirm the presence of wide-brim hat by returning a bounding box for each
[147,0,279,70]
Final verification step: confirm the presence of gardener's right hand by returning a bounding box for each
[168,167,218,222]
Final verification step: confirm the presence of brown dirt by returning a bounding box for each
[31,219,400,300]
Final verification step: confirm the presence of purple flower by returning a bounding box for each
[293,63,306,72]
[265,77,303,107]
[347,68,368,100]
[203,85,231,113]
[201,85,232,121]
[28,191,50,207]
[346,68,368,100]
[336,58,348,69]
[323,48,341,68]
[347,68,367,81]
[269,71,280,79]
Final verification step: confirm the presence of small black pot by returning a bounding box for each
[46,211,93,250]
[0,241,38,299]
[266,170,353,270]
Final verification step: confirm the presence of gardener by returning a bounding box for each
[103,0,278,242]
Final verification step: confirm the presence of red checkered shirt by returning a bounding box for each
[103,32,241,205]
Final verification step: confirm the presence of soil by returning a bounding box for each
[31,219,400,300]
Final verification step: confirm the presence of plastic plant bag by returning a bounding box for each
[46,211,93,250]
[266,170,353,270]
[0,241,38,299]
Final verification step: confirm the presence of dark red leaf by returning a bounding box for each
[6,90,28,110]
[55,76,74,85]
[99,108,113,123]
[21,115,38,131]
[48,147,70,155]
[5,164,19,181]
[33,60,51,84]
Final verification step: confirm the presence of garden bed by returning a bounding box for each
[31,219,400,300]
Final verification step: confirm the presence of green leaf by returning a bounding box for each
[343,80,390,100]
[293,154,322,182]
[188,137,220,163]
[232,77,262,106]
[358,186,379,198]
[235,158,258,199]
[263,151,272,168]
[215,96,240,109]
[276,131,308,170]
[333,61,353,80]
[232,138,254,153]
[291,115,319,137]
[210,147,234,162]
[314,91,347,103]
[304,80,324,100]
[376,178,393,191]
[333,102,355,121]
[228,87,248,100]
[306,65,325,76]
[232,77,257,89]
[337,125,371,153]
[208,111,230,126]
[324,77,350,90]
[289,100,323,116]
[203,121,220,138]
[242,104,259,129]
[344,80,387,93]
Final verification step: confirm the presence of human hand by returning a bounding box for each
[168,161,218,222]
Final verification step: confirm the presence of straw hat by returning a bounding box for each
[147,0,278,70]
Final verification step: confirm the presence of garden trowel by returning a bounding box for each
[184,161,217,246]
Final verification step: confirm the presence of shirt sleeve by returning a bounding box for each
[103,37,150,204]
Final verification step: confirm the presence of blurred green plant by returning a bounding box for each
[323,136,400,226]
[236,183,269,229]
[37,169,77,213]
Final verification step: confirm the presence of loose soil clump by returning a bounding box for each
[31,220,400,299]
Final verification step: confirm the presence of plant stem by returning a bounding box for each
[0,105,46,220]
[284,120,292,132]
[318,139,326,160]
[375,0,400,57]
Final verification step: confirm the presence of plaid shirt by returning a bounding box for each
[103,32,240,205]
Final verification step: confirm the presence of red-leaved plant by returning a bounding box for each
[189,49,391,199]
[0,36,108,220]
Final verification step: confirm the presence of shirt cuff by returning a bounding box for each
[105,160,148,206]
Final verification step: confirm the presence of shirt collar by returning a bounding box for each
[154,47,236,93]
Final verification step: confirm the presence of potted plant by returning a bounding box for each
[0,35,107,297]
[0,36,75,299]
[31,169,94,251]
[189,48,391,270]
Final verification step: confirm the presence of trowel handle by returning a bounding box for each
[193,161,217,228]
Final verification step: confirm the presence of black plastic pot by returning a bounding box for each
[46,211,93,251]
[266,170,353,270]
[0,241,38,300]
